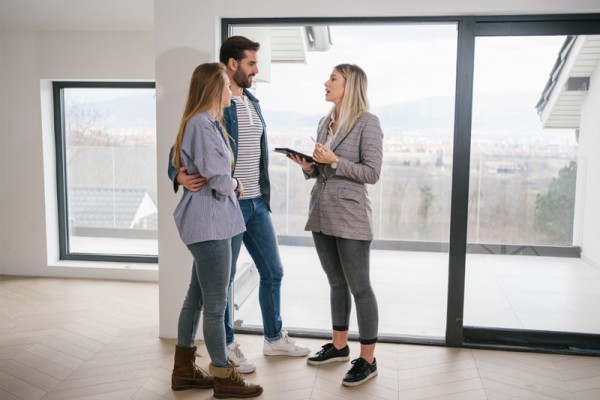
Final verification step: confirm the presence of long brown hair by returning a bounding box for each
[319,64,370,133]
[172,62,233,169]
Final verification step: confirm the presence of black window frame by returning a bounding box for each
[222,13,600,355]
[53,81,158,264]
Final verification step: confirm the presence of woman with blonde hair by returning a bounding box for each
[289,63,383,387]
[171,62,262,398]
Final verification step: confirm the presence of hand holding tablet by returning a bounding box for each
[274,147,316,163]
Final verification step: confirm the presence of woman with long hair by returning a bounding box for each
[171,62,262,398]
[288,64,384,387]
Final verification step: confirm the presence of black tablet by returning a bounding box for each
[274,147,315,163]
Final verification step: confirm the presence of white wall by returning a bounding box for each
[0,30,156,280]
[153,0,600,338]
[579,60,600,268]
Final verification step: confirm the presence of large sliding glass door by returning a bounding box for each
[228,22,457,340]
[224,15,600,352]
[463,28,600,344]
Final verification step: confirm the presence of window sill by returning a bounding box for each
[48,260,158,281]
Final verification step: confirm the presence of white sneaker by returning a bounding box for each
[263,330,311,357]
[226,341,256,373]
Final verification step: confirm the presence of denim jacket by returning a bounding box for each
[168,88,271,210]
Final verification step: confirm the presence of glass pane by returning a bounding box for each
[63,87,157,256]
[230,23,457,338]
[465,35,600,334]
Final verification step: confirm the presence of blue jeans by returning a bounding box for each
[224,197,284,342]
[178,239,231,367]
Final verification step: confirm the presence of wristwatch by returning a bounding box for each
[331,157,339,169]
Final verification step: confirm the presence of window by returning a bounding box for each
[225,15,600,352]
[230,23,458,338]
[53,82,157,262]
[464,34,600,335]
[468,36,578,249]
[236,24,457,245]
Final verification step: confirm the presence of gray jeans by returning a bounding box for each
[312,232,379,344]
[177,239,232,367]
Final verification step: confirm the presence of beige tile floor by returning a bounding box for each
[1,275,599,400]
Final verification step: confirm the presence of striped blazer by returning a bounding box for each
[304,112,383,241]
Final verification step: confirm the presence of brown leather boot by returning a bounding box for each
[209,362,263,398]
[171,345,214,390]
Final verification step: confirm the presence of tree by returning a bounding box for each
[67,104,105,146]
[418,184,434,238]
[534,161,577,245]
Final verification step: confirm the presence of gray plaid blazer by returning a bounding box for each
[304,112,383,241]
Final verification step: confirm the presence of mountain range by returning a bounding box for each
[262,91,545,137]
[83,91,548,137]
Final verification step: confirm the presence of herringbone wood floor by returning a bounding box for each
[1,275,599,400]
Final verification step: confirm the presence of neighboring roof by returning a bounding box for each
[270,27,309,63]
[68,187,157,229]
[232,25,332,83]
[536,35,600,129]
[270,26,332,63]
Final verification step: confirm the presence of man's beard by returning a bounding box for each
[233,68,253,89]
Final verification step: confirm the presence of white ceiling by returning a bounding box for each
[2,0,599,33]
[0,0,154,31]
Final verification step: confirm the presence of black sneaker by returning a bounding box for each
[307,343,350,365]
[342,357,378,386]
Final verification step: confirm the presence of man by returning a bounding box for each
[168,36,310,374]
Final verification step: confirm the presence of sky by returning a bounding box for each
[249,24,566,115]
[64,87,155,106]
[62,24,568,134]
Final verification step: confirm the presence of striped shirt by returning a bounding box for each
[231,95,262,200]
[173,112,245,245]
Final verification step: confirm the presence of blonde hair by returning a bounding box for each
[172,62,233,170]
[320,64,370,133]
